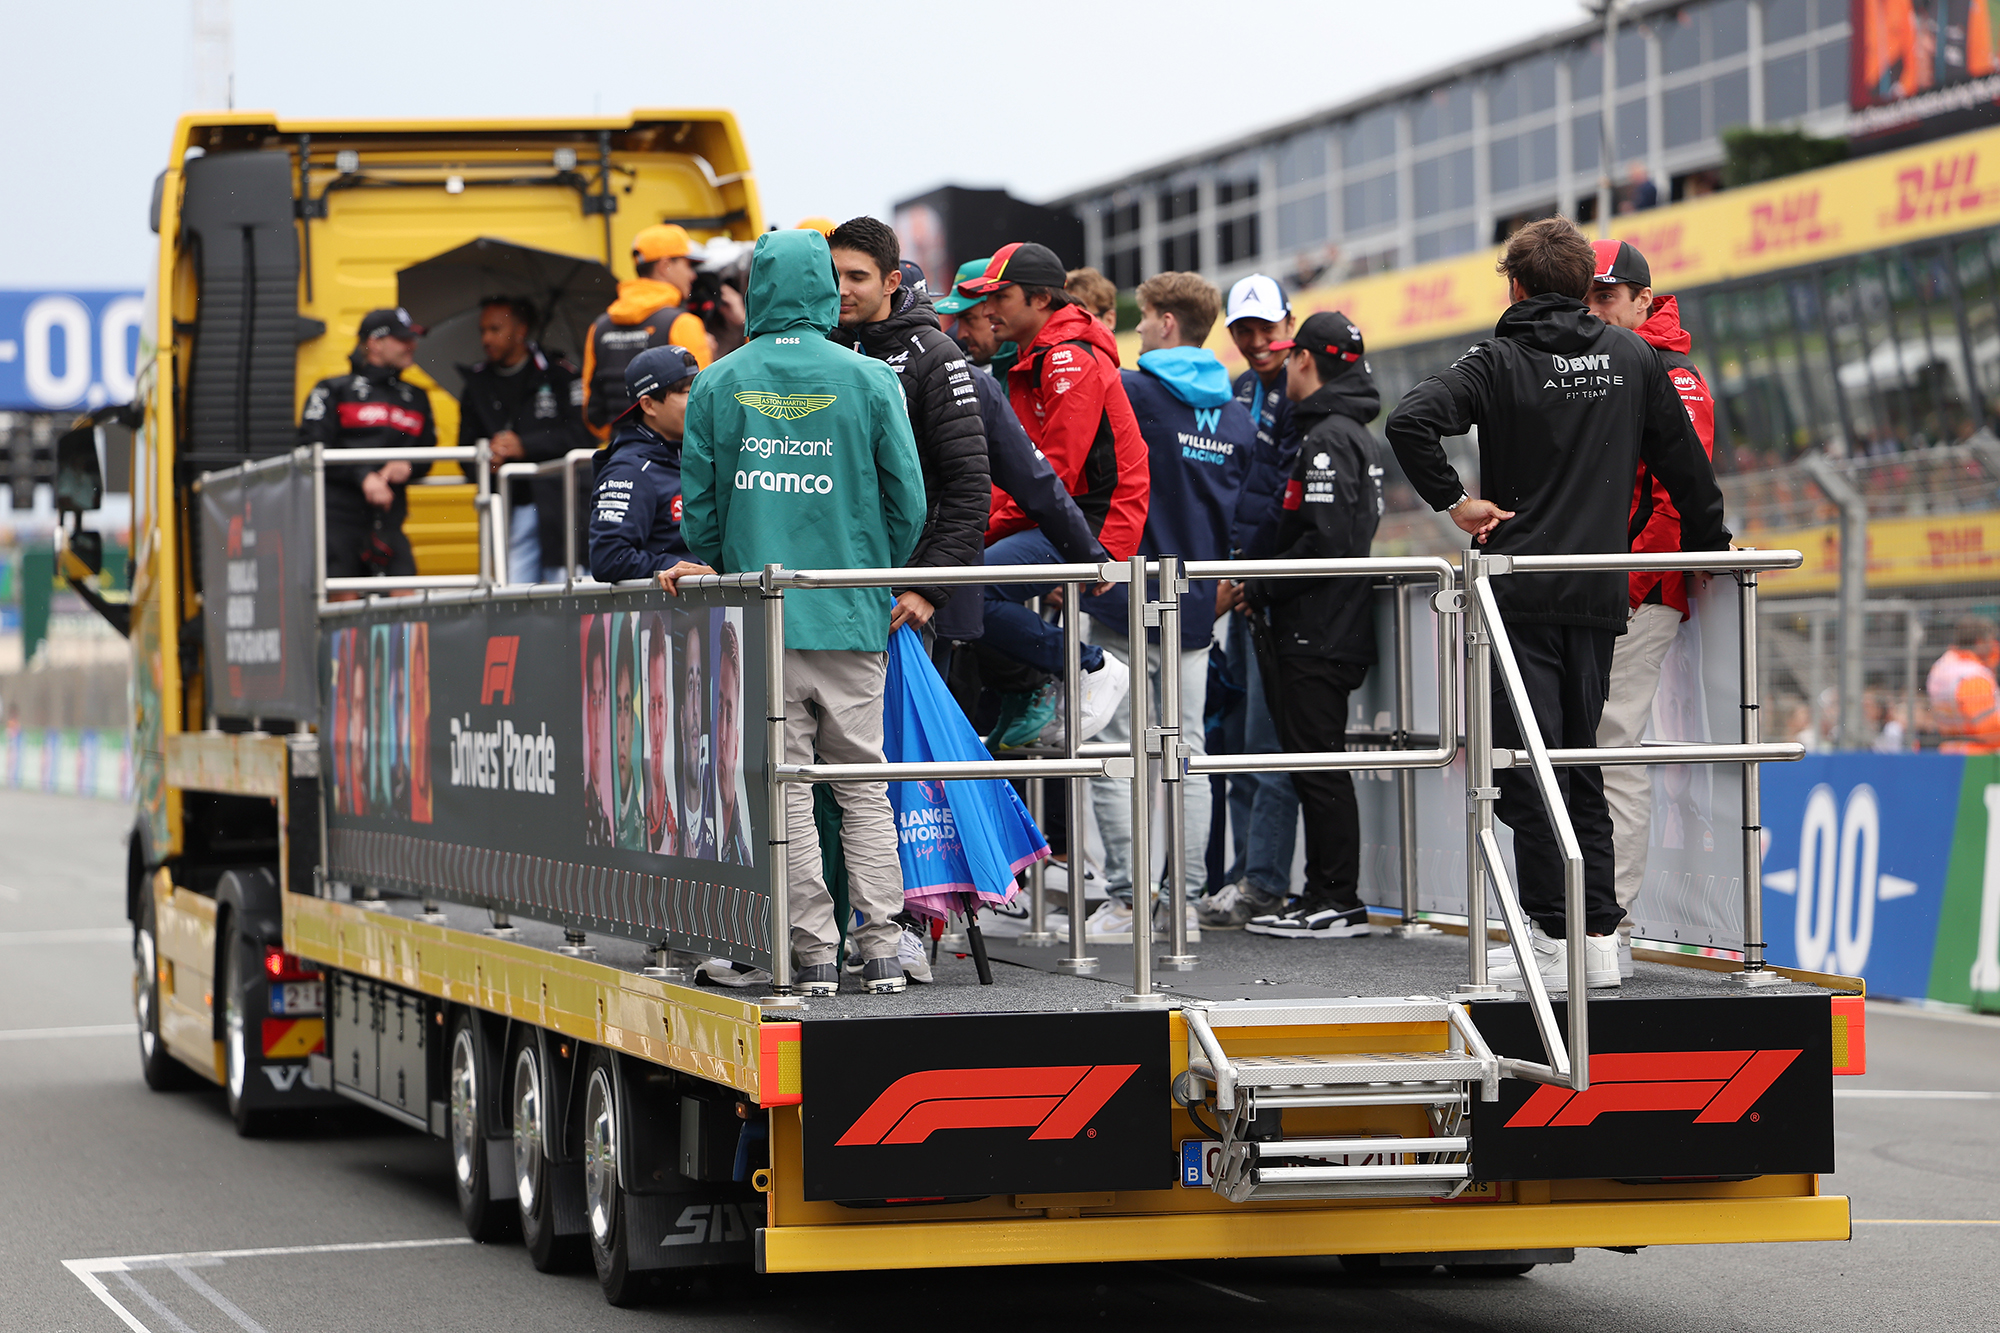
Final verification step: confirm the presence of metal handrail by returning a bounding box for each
[494,447,599,582]
[307,441,494,601]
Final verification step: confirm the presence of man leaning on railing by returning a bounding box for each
[1384,217,1729,994]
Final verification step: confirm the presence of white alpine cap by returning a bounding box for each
[1226,274,1290,326]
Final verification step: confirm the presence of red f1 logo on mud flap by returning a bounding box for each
[1505,1049,1803,1128]
[837,1064,1140,1146]
[480,636,519,704]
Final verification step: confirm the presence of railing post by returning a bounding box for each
[1055,578,1099,975]
[1730,566,1783,988]
[1116,554,1168,1007]
[1393,579,1436,938]
[475,439,494,589]
[759,563,803,1007]
[1157,555,1196,972]
[1022,595,1055,947]
[1459,551,1503,997]
[311,445,327,605]
[564,450,582,583]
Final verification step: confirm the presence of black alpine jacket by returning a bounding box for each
[1384,293,1728,630]
[827,270,991,611]
[298,360,436,528]
[1243,369,1385,663]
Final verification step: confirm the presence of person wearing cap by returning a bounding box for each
[581,224,714,442]
[1584,239,1718,977]
[1074,272,1252,945]
[957,241,1149,739]
[298,307,436,595]
[455,295,589,583]
[824,217,991,650]
[938,256,1018,384]
[659,228,926,997]
[1205,274,1304,924]
[1384,216,1728,992]
[587,344,701,584]
[1222,311,1385,941]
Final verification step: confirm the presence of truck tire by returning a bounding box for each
[135,897,192,1091]
[222,923,272,1135]
[582,1047,652,1306]
[449,1012,518,1243]
[512,1036,587,1272]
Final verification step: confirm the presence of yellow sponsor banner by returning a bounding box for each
[1751,508,2000,595]
[1180,121,2000,368]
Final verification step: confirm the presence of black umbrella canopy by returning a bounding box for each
[396,238,618,397]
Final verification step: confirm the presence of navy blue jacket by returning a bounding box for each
[1083,349,1252,649]
[587,419,688,583]
[933,368,1104,641]
[1230,366,1298,557]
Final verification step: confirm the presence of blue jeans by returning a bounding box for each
[508,503,567,585]
[1222,614,1298,900]
[981,529,1105,676]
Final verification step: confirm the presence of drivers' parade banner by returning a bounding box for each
[321,587,772,964]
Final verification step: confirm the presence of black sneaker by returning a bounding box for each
[796,963,839,997]
[1245,904,1371,940]
[861,957,906,994]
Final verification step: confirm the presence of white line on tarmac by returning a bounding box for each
[1833,1089,2000,1100]
[1854,1218,2000,1224]
[0,1024,131,1042]
[0,927,129,944]
[1153,1264,1265,1303]
[64,1238,473,1333]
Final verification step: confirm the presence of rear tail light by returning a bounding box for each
[263,947,320,982]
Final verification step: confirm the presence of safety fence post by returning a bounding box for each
[1459,551,1503,998]
[1730,564,1782,987]
[1157,556,1196,972]
[759,564,803,1008]
[1117,553,1168,1007]
[1055,577,1099,975]
[1392,579,1437,938]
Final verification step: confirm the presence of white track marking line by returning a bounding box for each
[170,1263,270,1333]
[65,1238,473,1332]
[1153,1264,1265,1303]
[110,1272,195,1333]
[0,927,129,944]
[1834,1089,2000,1100]
[0,1024,131,1042]
[1854,1218,2000,1225]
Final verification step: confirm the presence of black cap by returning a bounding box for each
[621,345,701,417]
[956,241,1068,295]
[358,307,424,341]
[1592,239,1652,289]
[1272,310,1365,362]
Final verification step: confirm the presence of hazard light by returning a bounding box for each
[263,947,319,982]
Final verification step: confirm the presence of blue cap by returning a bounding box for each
[623,344,700,415]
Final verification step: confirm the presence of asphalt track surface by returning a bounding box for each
[3,789,1996,1332]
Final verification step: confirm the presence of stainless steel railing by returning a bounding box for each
[495,447,600,582]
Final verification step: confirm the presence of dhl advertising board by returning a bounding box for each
[1157,122,2000,373]
[1749,508,2000,594]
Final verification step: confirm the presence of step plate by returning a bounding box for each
[1192,1052,1489,1086]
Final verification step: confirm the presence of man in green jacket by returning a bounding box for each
[665,228,927,996]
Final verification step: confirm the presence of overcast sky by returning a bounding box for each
[2,0,1586,289]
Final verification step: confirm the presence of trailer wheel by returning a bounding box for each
[512,1037,587,1272]
[1446,1263,1536,1278]
[450,1013,517,1243]
[582,1048,653,1306]
[135,898,191,1091]
[222,925,271,1135]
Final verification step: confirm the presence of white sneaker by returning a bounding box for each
[981,897,1032,938]
[899,926,934,984]
[694,958,772,989]
[1077,658,1130,742]
[1487,924,1620,990]
[1083,900,1135,944]
[1044,859,1106,903]
[1618,924,1634,979]
[1152,898,1203,944]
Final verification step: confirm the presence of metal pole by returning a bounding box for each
[1803,454,1867,746]
[311,445,327,604]
[1460,552,1503,996]
[475,440,493,589]
[1393,581,1435,938]
[1055,579,1098,975]
[1157,555,1196,971]
[1116,554,1166,1007]
[1731,569,1783,987]
[563,451,582,582]
[759,564,803,1007]
[1022,775,1054,944]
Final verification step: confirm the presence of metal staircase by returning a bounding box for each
[1177,998,1500,1203]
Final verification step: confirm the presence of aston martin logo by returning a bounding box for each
[735,391,837,421]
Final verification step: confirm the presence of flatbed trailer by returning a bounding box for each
[57,109,1859,1312]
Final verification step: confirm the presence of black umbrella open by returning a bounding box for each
[397,237,618,397]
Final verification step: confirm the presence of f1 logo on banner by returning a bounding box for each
[836,1065,1139,1146]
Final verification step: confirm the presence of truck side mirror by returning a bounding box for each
[54,426,103,515]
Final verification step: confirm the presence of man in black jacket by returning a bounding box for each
[299,308,434,595]
[1227,312,1384,941]
[1385,216,1728,991]
[456,297,588,583]
[826,217,991,638]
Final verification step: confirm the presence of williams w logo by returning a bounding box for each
[1193,407,1221,432]
[736,391,838,421]
[1505,1049,1801,1128]
[1551,353,1612,374]
[837,1064,1139,1146]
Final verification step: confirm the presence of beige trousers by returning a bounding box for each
[1595,600,1683,918]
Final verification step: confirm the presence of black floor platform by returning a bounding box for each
[343,893,1821,1019]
